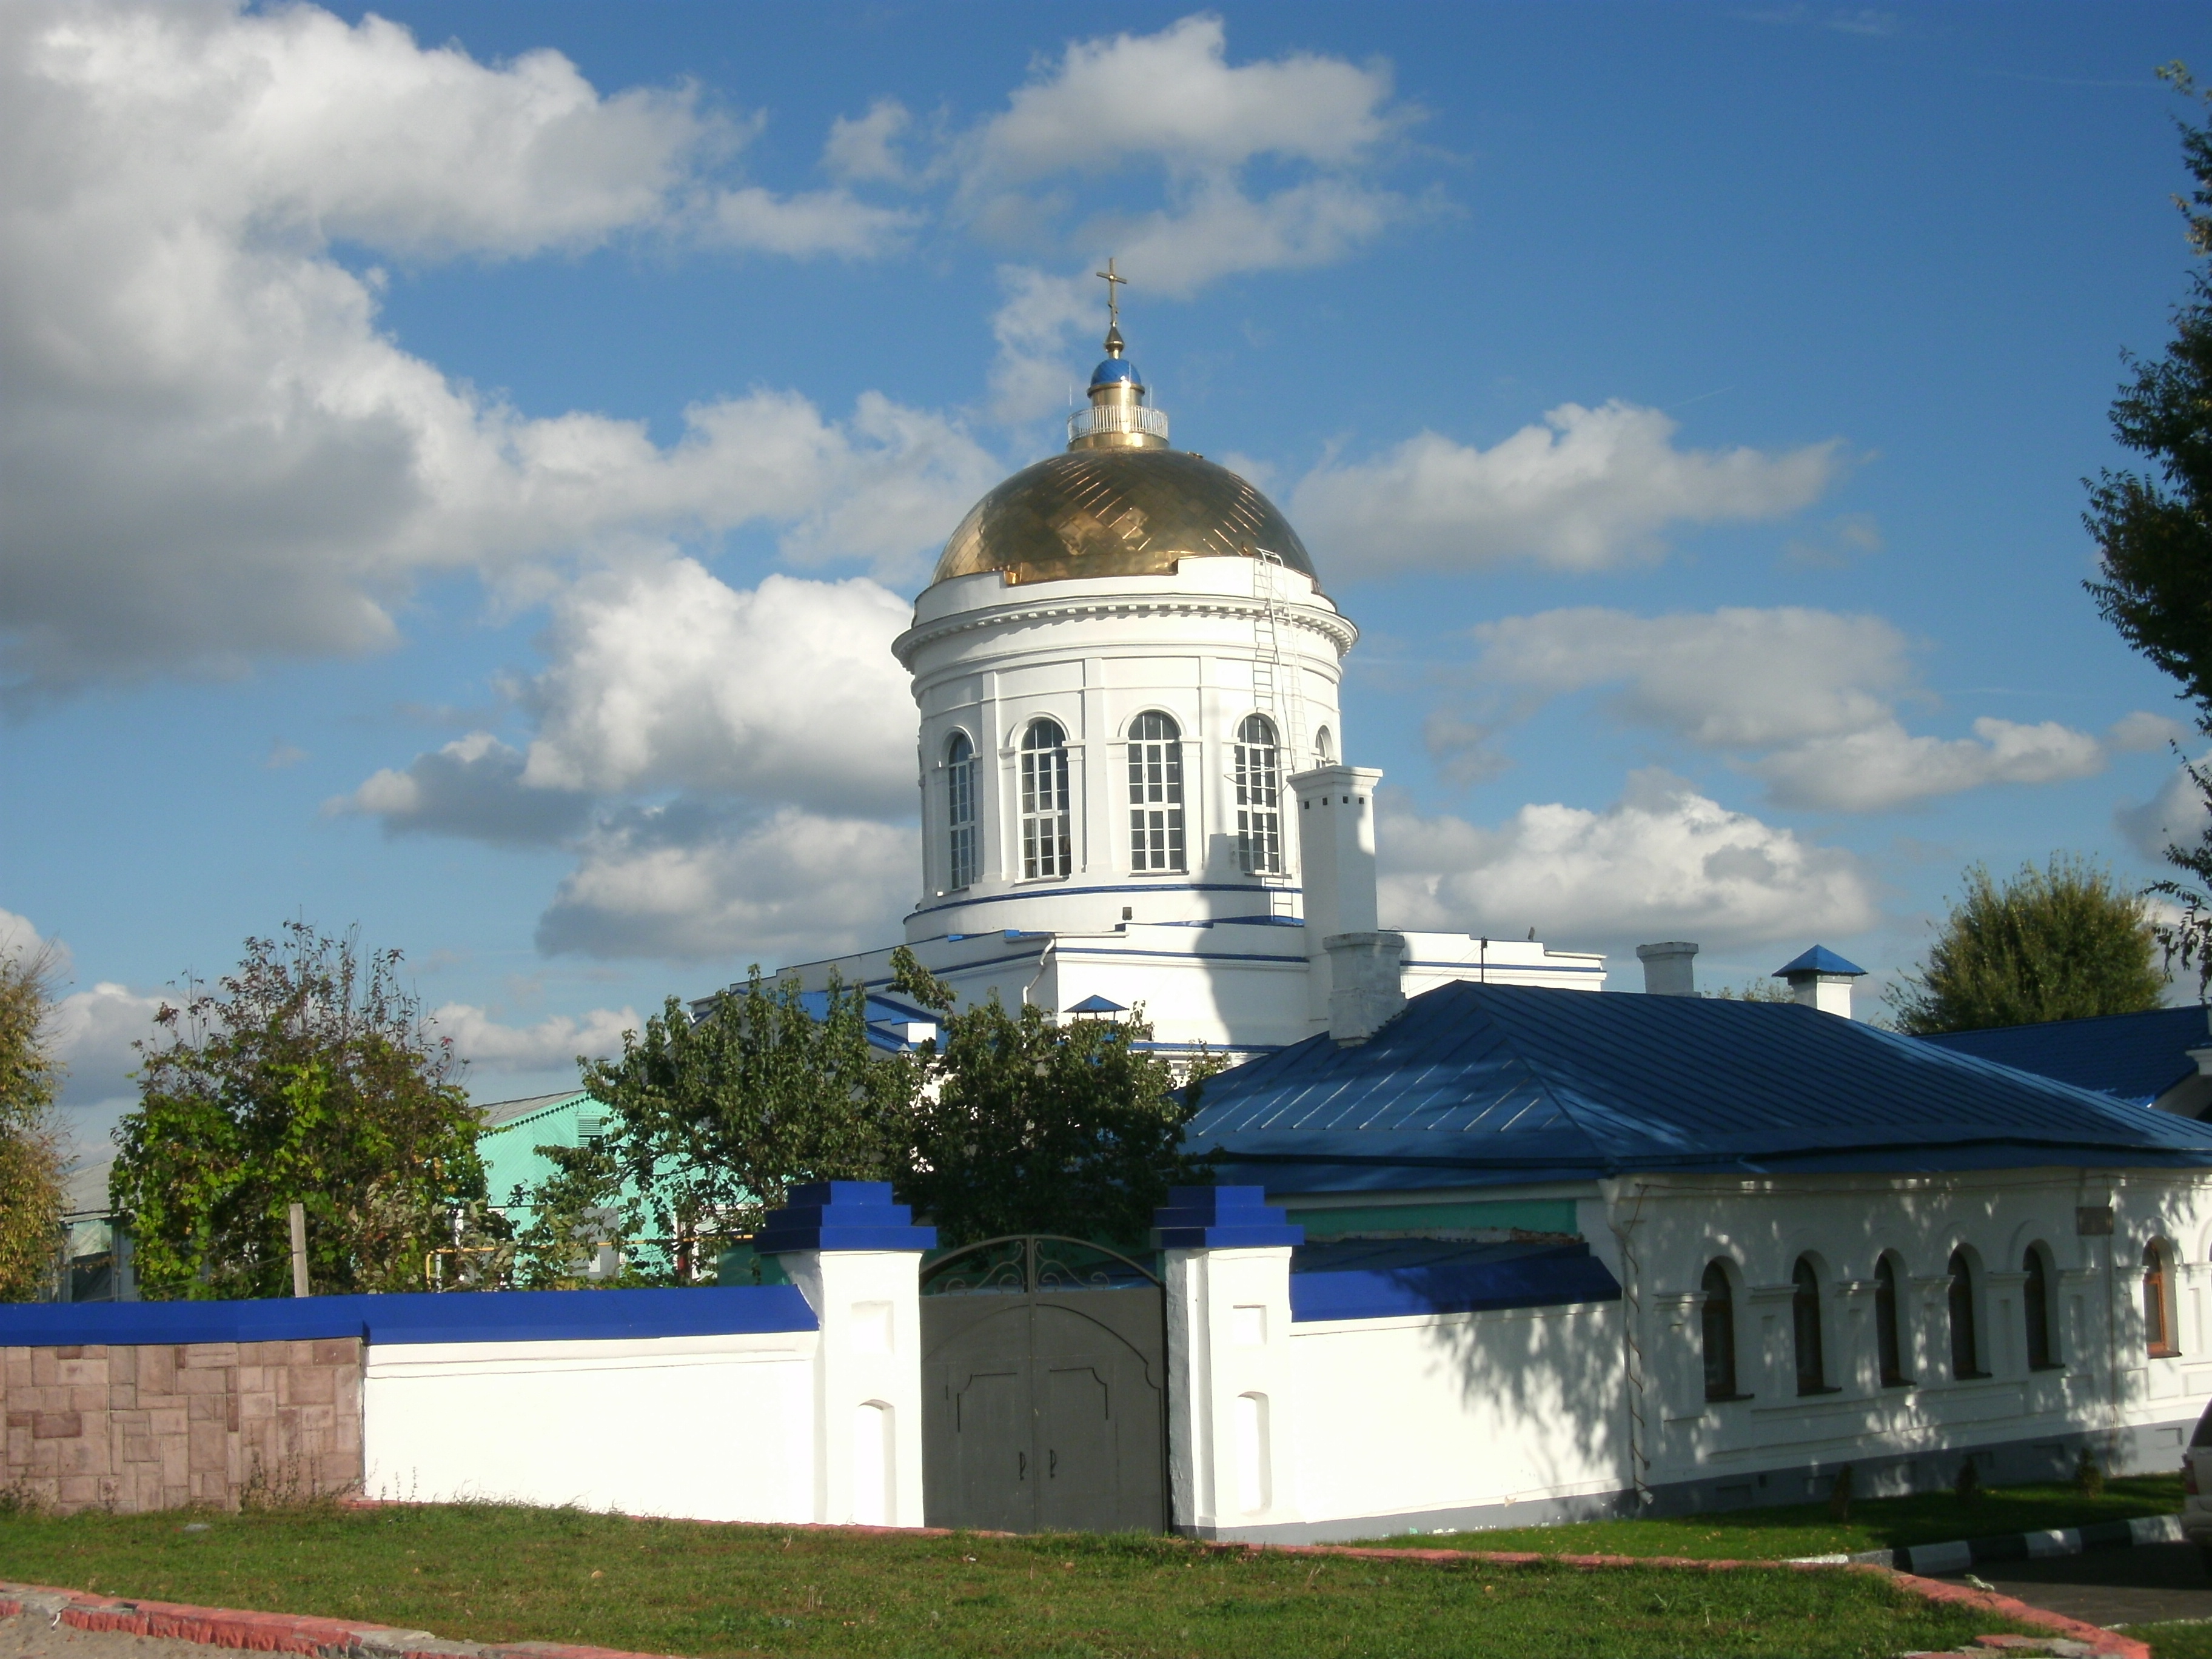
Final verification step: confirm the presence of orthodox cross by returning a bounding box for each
[1096,258,1127,330]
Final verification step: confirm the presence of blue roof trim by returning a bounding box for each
[0,1286,819,1349]
[1288,1241,1621,1322]
[1777,944,1865,977]
[1186,980,2212,1183]
[908,880,1299,921]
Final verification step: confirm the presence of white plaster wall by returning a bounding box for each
[363,1332,817,1521]
[1287,1304,1626,1528]
[1598,1168,2212,1495]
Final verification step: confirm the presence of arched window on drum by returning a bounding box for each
[1235,714,1283,876]
[944,731,977,891]
[1127,712,1185,873]
[1019,719,1072,880]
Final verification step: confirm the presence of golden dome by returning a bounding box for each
[931,448,1319,590]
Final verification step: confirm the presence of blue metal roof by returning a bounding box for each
[1067,993,1128,1014]
[1777,944,1865,977]
[1091,358,1141,386]
[1921,1005,2210,1108]
[1185,980,2212,1191]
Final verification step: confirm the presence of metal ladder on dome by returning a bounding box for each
[1250,548,1307,920]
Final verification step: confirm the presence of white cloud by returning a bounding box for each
[1461,605,2120,812]
[1377,772,1879,951]
[538,806,913,964]
[966,16,1416,418]
[2119,759,2212,862]
[2110,710,2191,753]
[517,562,915,813]
[333,732,591,846]
[48,981,165,1109]
[429,1001,638,1073]
[1472,606,1910,748]
[1754,717,2107,811]
[1292,402,1843,575]
[1,1,940,695]
[825,98,913,184]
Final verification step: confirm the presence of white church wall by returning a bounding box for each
[1604,1168,2212,1504]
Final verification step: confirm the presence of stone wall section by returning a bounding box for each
[0,1340,364,1513]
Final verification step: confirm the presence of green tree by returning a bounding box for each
[1885,857,2165,1034]
[110,923,494,1299]
[529,966,912,1287]
[2085,65,2212,984]
[889,947,1216,1248]
[0,938,70,1300]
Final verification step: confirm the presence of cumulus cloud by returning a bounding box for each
[1459,605,2128,811]
[825,98,913,184]
[967,16,1416,418]
[48,981,165,1110]
[338,560,915,850]
[0,2,945,695]
[428,1002,639,1073]
[1377,772,1880,951]
[2119,760,2212,862]
[538,805,912,964]
[1292,402,1843,575]
[1755,718,2106,812]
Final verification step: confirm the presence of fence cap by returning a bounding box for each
[757,1181,937,1255]
[1151,1185,1304,1250]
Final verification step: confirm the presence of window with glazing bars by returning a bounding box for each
[1235,713,1282,875]
[945,731,977,891]
[1127,712,1185,873]
[1020,719,1071,879]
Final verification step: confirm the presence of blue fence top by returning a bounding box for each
[1287,1239,1621,1323]
[756,1181,937,1255]
[0,1285,819,1349]
[1151,1185,1304,1250]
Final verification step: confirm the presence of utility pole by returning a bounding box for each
[288,1202,309,1298]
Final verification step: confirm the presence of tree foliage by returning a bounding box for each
[2086,65,2212,986]
[0,939,70,1301]
[1886,857,2165,1034]
[889,948,1216,1248]
[110,923,493,1299]
[525,968,912,1287]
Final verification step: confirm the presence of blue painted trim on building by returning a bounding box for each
[908,879,1301,922]
[1287,1244,1622,1322]
[1401,958,1604,975]
[1151,1185,1305,1248]
[755,1181,937,1255]
[0,1285,820,1349]
[1056,945,1309,966]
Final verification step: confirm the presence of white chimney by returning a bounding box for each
[1327,931,1407,1045]
[1293,765,1386,1030]
[1776,945,1866,1017]
[1636,941,1699,996]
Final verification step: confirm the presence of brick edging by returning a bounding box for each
[0,1583,675,1659]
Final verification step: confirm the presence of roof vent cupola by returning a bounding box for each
[1068,258,1168,451]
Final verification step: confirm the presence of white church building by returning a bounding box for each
[776,321,1598,1056]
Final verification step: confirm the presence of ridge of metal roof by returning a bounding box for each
[477,1090,591,1128]
[1186,981,2212,1190]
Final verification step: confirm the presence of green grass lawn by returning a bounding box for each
[2131,1622,2212,1659]
[1360,1475,2185,1562]
[0,1502,2040,1659]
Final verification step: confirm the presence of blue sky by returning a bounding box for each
[4,0,2208,1144]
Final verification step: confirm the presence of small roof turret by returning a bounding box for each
[1776,945,1866,979]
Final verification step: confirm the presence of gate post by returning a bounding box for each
[757,1182,936,1528]
[1153,1187,1305,1538]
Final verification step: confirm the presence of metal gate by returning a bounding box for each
[919,1235,1167,1533]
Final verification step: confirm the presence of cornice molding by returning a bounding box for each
[894,589,1358,666]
